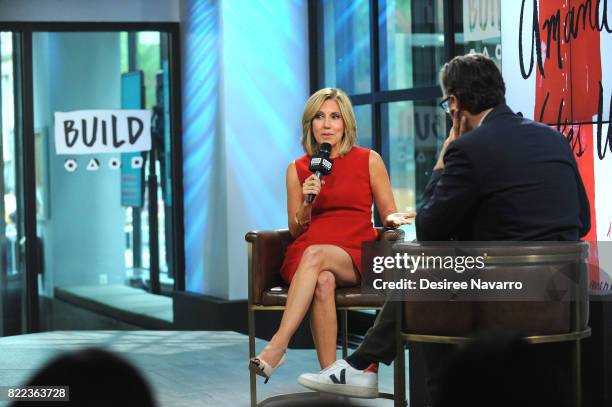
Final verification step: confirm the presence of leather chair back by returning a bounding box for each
[400,241,589,337]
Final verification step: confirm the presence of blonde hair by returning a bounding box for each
[301,88,357,156]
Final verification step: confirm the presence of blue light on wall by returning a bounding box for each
[183,0,220,294]
[183,0,308,298]
[222,0,308,299]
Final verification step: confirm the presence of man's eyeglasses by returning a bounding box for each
[439,96,451,114]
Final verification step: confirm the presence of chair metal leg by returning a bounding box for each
[341,310,349,358]
[572,339,582,407]
[394,302,407,407]
[393,352,406,407]
[248,307,257,407]
[340,309,350,405]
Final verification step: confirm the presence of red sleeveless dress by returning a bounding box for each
[280,146,378,284]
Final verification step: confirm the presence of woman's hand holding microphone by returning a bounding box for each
[295,174,325,227]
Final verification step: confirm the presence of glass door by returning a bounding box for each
[30,30,177,326]
[0,31,28,336]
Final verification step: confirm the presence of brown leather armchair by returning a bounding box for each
[245,227,404,406]
[393,241,591,407]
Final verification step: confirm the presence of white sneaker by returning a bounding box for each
[297,359,379,398]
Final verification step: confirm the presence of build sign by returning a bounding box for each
[54,110,152,155]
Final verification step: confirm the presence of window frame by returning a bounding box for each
[308,0,457,223]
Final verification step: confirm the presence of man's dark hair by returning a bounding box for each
[439,53,506,114]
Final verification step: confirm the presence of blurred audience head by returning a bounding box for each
[10,348,156,407]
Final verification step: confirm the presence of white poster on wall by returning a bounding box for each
[54,110,151,155]
[463,0,501,42]
[501,0,612,291]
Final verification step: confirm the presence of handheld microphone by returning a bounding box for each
[307,142,333,204]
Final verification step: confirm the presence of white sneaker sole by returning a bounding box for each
[298,375,378,399]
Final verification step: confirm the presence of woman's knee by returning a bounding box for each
[301,245,327,268]
[314,270,336,302]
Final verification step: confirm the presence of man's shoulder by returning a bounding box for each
[455,112,565,152]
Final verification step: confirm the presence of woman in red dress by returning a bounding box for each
[249,88,414,380]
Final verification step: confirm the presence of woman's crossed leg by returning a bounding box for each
[257,244,359,370]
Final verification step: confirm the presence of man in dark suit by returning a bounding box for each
[417,54,589,241]
[297,54,591,403]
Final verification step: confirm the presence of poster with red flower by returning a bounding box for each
[502,0,612,293]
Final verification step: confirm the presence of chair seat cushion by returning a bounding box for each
[260,287,385,307]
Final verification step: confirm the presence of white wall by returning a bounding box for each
[0,0,180,22]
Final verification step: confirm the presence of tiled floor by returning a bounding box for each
[0,331,405,406]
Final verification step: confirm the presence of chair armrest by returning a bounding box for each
[376,227,405,242]
[246,227,401,305]
[245,229,294,305]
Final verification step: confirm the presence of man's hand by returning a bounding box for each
[434,110,468,170]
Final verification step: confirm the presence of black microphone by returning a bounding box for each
[307,142,333,204]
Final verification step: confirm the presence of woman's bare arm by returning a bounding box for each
[287,162,323,237]
[369,150,415,227]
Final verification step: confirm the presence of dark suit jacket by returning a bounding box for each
[416,104,590,241]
